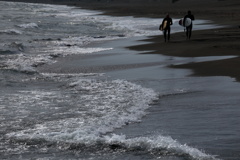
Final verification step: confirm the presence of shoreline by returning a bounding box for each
[2,0,240,82]
[1,1,240,159]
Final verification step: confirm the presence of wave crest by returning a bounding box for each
[17,23,38,29]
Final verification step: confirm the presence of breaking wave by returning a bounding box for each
[0,29,22,35]
[17,23,38,29]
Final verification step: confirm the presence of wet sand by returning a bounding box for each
[128,27,240,81]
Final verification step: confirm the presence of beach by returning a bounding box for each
[73,0,240,81]
[5,0,240,79]
[0,0,240,159]
[43,0,240,159]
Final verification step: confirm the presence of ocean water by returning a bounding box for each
[0,1,236,160]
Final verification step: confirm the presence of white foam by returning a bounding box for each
[5,76,219,159]
[101,16,162,37]
[55,8,99,18]
[40,72,104,78]
[0,29,22,35]
[2,46,112,73]
[7,78,158,142]
[103,134,219,160]
[17,23,38,29]
[39,46,113,56]
[3,53,54,73]
[29,3,162,38]
[61,36,123,47]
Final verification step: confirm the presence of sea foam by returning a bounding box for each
[17,23,38,29]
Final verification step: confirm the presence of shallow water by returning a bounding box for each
[0,1,237,160]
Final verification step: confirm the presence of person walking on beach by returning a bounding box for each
[161,14,173,42]
[184,10,195,39]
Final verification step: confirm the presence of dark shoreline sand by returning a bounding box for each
[128,27,240,81]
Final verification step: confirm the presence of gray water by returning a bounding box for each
[0,1,238,160]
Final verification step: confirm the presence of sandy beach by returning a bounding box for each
[1,0,240,159]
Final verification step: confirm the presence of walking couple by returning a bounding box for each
[160,11,195,42]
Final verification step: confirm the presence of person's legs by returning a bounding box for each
[186,25,193,39]
[186,27,189,39]
[188,27,192,39]
[167,27,171,41]
[163,30,167,42]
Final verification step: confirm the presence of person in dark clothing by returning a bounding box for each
[161,14,173,42]
[184,10,195,39]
